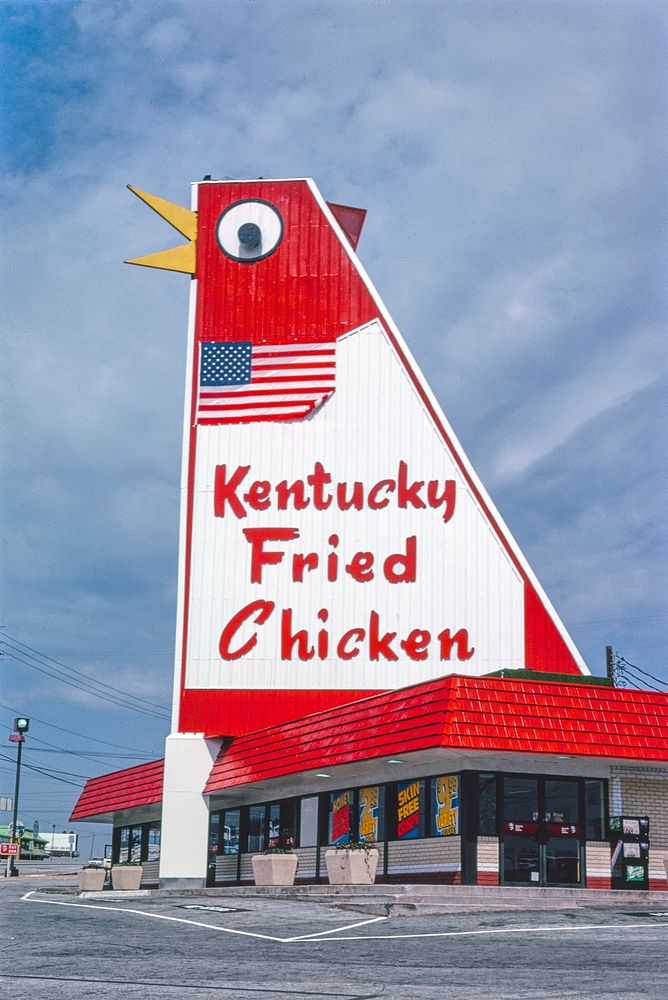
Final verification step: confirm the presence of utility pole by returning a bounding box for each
[606,645,615,685]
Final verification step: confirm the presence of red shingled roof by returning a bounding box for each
[204,675,668,793]
[70,758,164,822]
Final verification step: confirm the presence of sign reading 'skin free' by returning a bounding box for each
[126,177,585,733]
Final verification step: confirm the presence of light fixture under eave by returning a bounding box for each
[316,773,331,778]
[387,759,405,764]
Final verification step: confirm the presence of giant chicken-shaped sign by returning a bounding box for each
[128,178,587,737]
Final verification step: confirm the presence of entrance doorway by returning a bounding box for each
[501,776,583,887]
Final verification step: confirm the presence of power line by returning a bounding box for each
[28,748,147,760]
[0,637,171,720]
[1,632,170,713]
[617,656,667,690]
[0,721,153,764]
[618,667,665,695]
[1,647,170,721]
[0,701,159,753]
[0,752,84,789]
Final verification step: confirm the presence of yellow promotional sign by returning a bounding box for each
[434,774,459,836]
[359,786,379,842]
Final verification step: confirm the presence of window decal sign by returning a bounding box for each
[397,780,422,839]
[433,774,459,837]
[359,786,380,842]
[331,790,351,845]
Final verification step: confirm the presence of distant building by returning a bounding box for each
[0,825,49,859]
[44,831,79,857]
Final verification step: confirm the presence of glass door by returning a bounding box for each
[501,776,583,887]
[502,776,541,884]
[542,779,582,886]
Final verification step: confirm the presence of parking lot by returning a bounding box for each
[1,879,667,998]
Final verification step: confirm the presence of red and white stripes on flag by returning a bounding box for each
[196,341,336,424]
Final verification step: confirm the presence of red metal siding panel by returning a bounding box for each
[194,181,377,346]
[524,583,581,675]
[179,688,383,736]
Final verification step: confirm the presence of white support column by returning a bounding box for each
[159,733,221,889]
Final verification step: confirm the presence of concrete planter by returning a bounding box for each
[325,848,379,885]
[251,854,298,886]
[78,868,106,892]
[111,865,143,890]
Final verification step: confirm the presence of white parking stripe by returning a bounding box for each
[21,891,286,942]
[285,917,387,941]
[291,921,668,943]
[21,892,668,946]
[20,891,386,943]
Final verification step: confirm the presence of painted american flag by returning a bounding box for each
[196,341,336,423]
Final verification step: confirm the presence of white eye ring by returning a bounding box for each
[215,199,283,263]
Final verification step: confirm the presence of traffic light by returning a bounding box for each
[13,718,29,733]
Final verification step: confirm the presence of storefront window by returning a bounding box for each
[118,826,130,863]
[431,774,459,836]
[299,796,319,847]
[396,779,425,839]
[329,789,353,845]
[129,826,142,863]
[208,813,220,876]
[584,779,606,840]
[247,805,265,853]
[478,772,497,836]
[359,786,385,843]
[504,776,539,824]
[268,803,281,845]
[146,825,161,861]
[278,800,296,848]
[223,809,240,854]
[544,779,580,826]
[503,834,540,884]
[545,837,580,884]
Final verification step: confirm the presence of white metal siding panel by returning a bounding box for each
[185,321,523,692]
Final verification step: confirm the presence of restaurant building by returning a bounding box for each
[70,178,668,891]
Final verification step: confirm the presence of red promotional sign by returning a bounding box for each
[0,843,19,856]
[503,821,539,836]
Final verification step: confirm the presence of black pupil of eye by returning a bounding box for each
[238,222,262,249]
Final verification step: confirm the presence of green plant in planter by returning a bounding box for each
[263,829,295,854]
[334,839,376,852]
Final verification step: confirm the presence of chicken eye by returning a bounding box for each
[216,199,283,262]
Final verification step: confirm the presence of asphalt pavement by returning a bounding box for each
[1,877,667,998]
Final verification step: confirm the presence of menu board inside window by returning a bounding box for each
[397,779,425,839]
[330,790,352,845]
[431,774,459,836]
[359,786,385,843]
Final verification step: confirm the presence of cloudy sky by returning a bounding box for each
[1,0,666,853]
